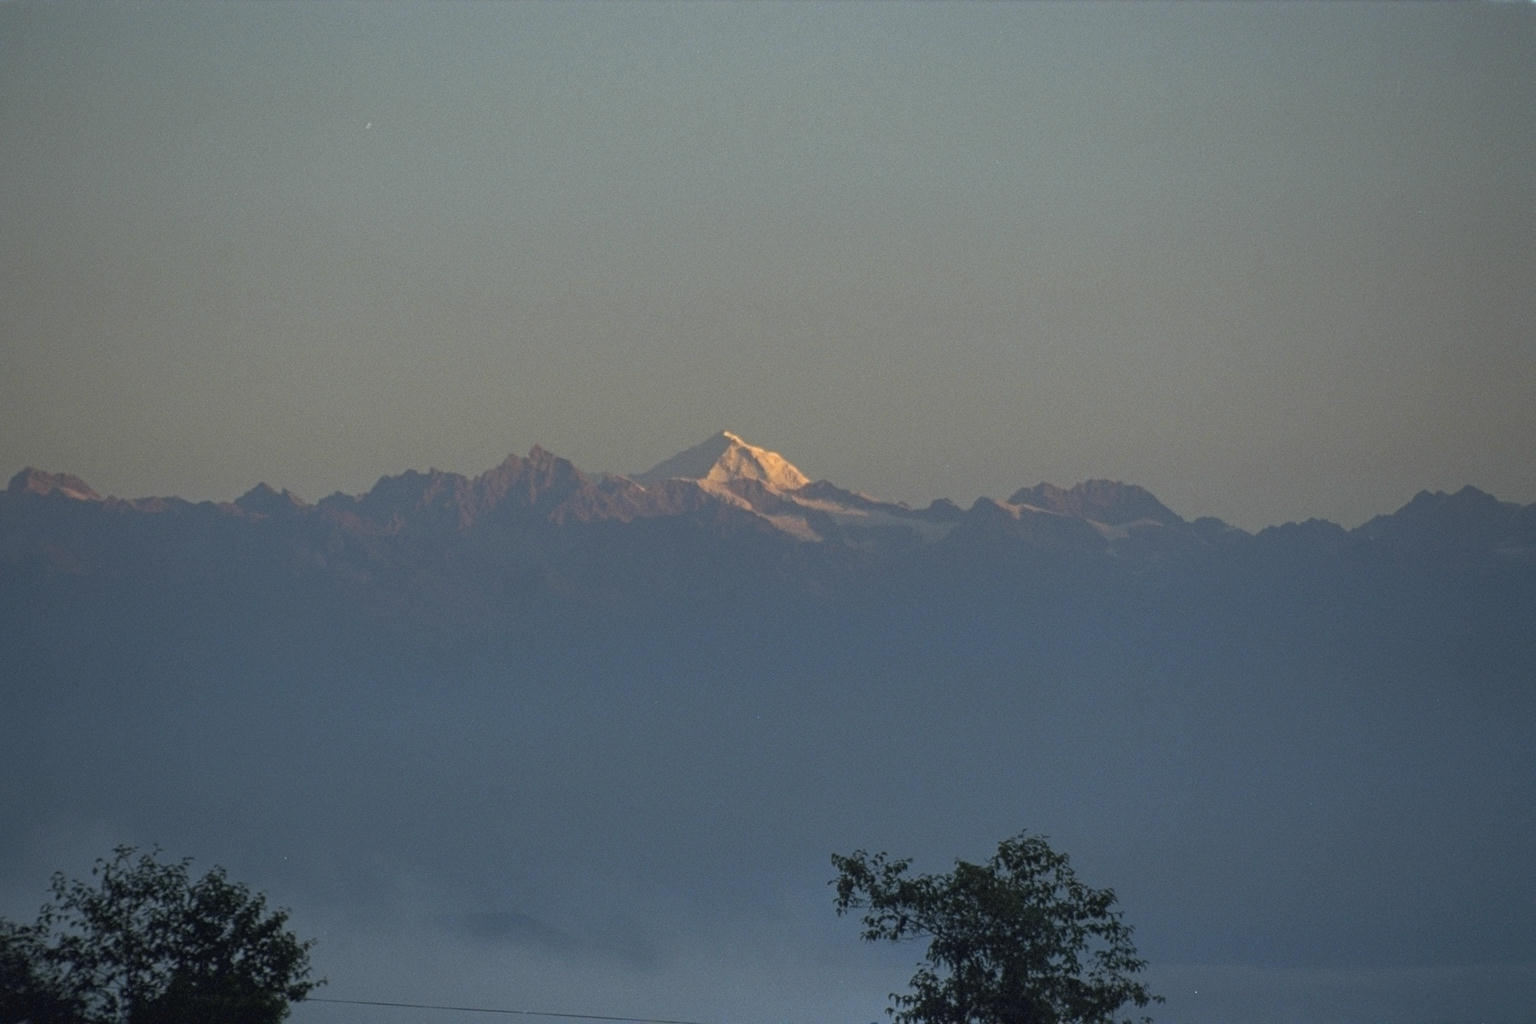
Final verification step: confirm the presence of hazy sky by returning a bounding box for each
[2,1,1532,530]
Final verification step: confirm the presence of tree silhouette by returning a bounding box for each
[0,846,320,1024]
[832,831,1160,1024]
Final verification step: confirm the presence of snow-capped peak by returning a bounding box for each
[633,431,811,493]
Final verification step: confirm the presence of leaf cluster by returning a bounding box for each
[0,846,321,1024]
[832,832,1160,1024]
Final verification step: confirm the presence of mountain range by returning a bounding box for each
[6,430,1533,591]
[4,431,1535,1024]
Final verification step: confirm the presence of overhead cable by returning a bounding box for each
[306,996,718,1024]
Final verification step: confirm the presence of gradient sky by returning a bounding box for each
[2,1,1533,530]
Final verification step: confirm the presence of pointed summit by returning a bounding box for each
[633,431,810,493]
[235,482,307,518]
[7,468,102,501]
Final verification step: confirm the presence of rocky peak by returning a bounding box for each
[1008,479,1182,527]
[6,468,102,502]
[1356,485,1534,554]
[633,431,810,493]
[235,482,307,517]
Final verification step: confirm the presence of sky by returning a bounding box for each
[2,2,1533,531]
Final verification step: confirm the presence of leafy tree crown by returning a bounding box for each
[832,831,1161,1024]
[0,845,321,1024]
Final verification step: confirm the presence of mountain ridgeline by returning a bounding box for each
[7,430,1532,592]
[5,429,1533,691]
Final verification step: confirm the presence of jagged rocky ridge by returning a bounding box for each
[6,431,1532,586]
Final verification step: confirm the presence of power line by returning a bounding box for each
[306,996,718,1024]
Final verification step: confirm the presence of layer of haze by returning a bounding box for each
[2,2,1532,529]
